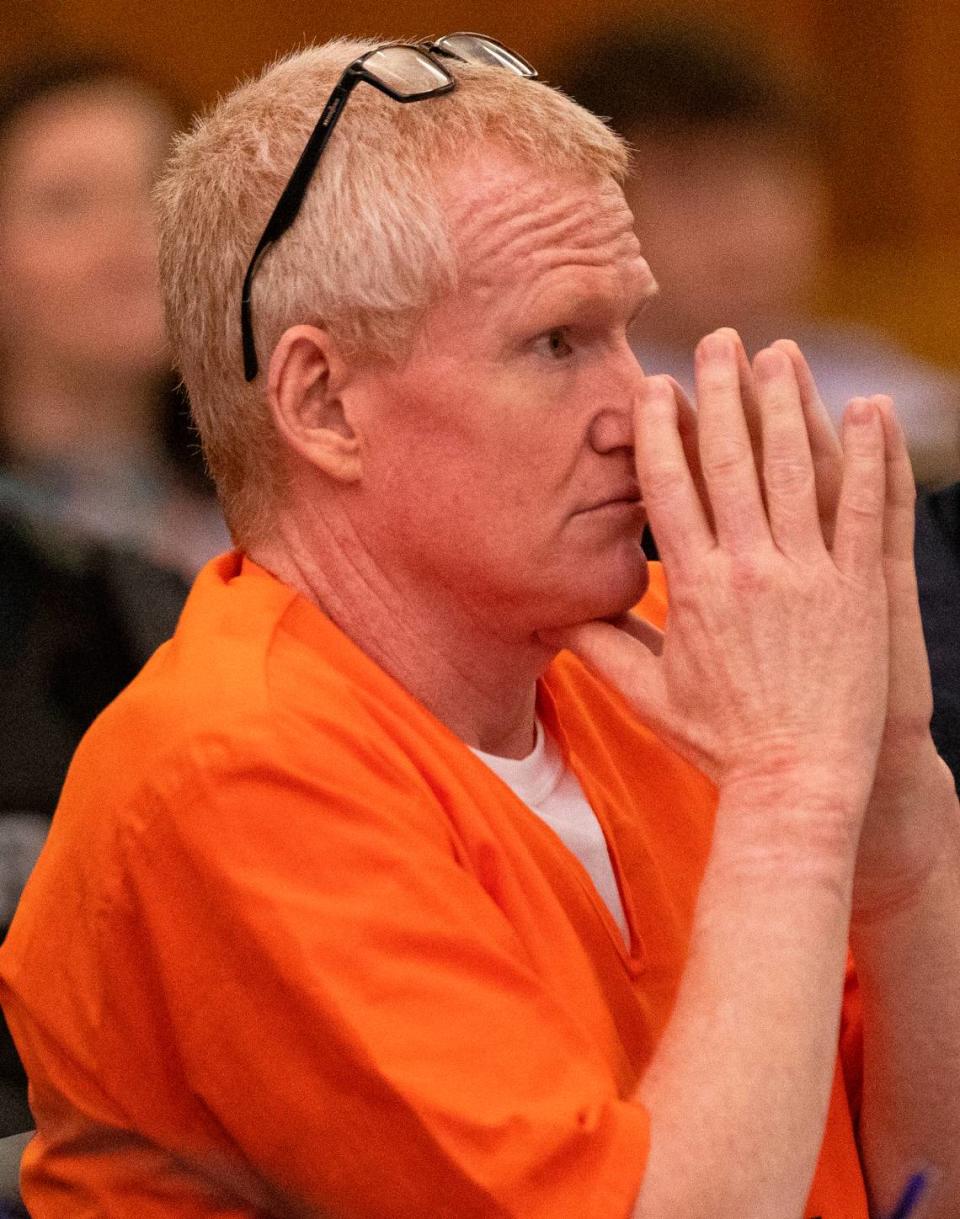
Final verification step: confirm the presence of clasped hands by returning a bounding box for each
[554,328,954,910]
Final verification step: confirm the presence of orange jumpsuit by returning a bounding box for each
[0,554,868,1217]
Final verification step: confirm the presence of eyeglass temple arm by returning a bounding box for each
[240,81,355,380]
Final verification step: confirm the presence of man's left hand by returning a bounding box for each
[768,343,957,919]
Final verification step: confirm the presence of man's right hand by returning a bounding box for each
[549,327,891,838]
[549,328,900,1218]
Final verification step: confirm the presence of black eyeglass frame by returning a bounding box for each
[239,34,536,381]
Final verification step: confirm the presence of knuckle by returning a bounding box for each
[764,454,815,497]
[840,483,884,521]
[842,499,878,523]
[727,552,770,594]
[639,462,690,501]
[701,437,753,478]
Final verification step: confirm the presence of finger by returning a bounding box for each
[874,395,916,565]
[635,375,713,569]
[771,339,842,544]
[694,329,769,552]
[541,617,666,713]
[666,375,711,526]
[831,398,886,578]
[736,338,765,477]
[873,396,932,714]
[752,346,822,559]
[643,378,709,558]
[600,610,665,656]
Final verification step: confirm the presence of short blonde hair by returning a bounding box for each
[155,39,627,544]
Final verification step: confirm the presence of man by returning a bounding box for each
[1,35,958,1219]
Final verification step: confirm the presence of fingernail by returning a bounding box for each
[642,375,673,401]
[754,348,788,382]
[698,331,733,362]
[848,398,875,425]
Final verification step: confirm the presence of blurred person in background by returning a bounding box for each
[0,53,227,578]
[559,23,960,489]
[0,54,212,1136]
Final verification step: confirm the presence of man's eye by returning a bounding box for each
[535,328,573,359]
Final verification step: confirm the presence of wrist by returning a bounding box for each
[721,732,877,810]
[870,733,952,804]
[854,754,960,922]
[720,749,872,831]
[712,767,864,895]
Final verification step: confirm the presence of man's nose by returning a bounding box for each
[589,348,642,453]
[589,405,635,453]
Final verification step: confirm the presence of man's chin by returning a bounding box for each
[550,551,650,632]
[603,557,650,620]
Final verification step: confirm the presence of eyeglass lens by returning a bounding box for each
[241,34,536,380]
[432,34,536,76]
[362,47,452,96]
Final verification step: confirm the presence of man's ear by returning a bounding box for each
[266,324,362,483]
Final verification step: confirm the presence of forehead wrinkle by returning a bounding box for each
[516,243,657,322]
[449,170,638,291]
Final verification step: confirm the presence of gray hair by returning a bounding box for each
[155,38,628,544]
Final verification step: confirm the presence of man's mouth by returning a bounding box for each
[579,488,643,514]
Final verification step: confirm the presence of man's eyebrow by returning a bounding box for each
[569,275,660,327]
[510,250,658,329]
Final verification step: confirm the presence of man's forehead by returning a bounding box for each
[440,150,644,287]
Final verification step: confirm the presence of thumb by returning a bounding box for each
[540,613,666,714]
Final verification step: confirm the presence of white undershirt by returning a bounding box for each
[471,720,629,943]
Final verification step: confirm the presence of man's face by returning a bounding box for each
[350,149,656,642]
[0,82,170,378]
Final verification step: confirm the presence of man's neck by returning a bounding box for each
[251,513,548,761]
